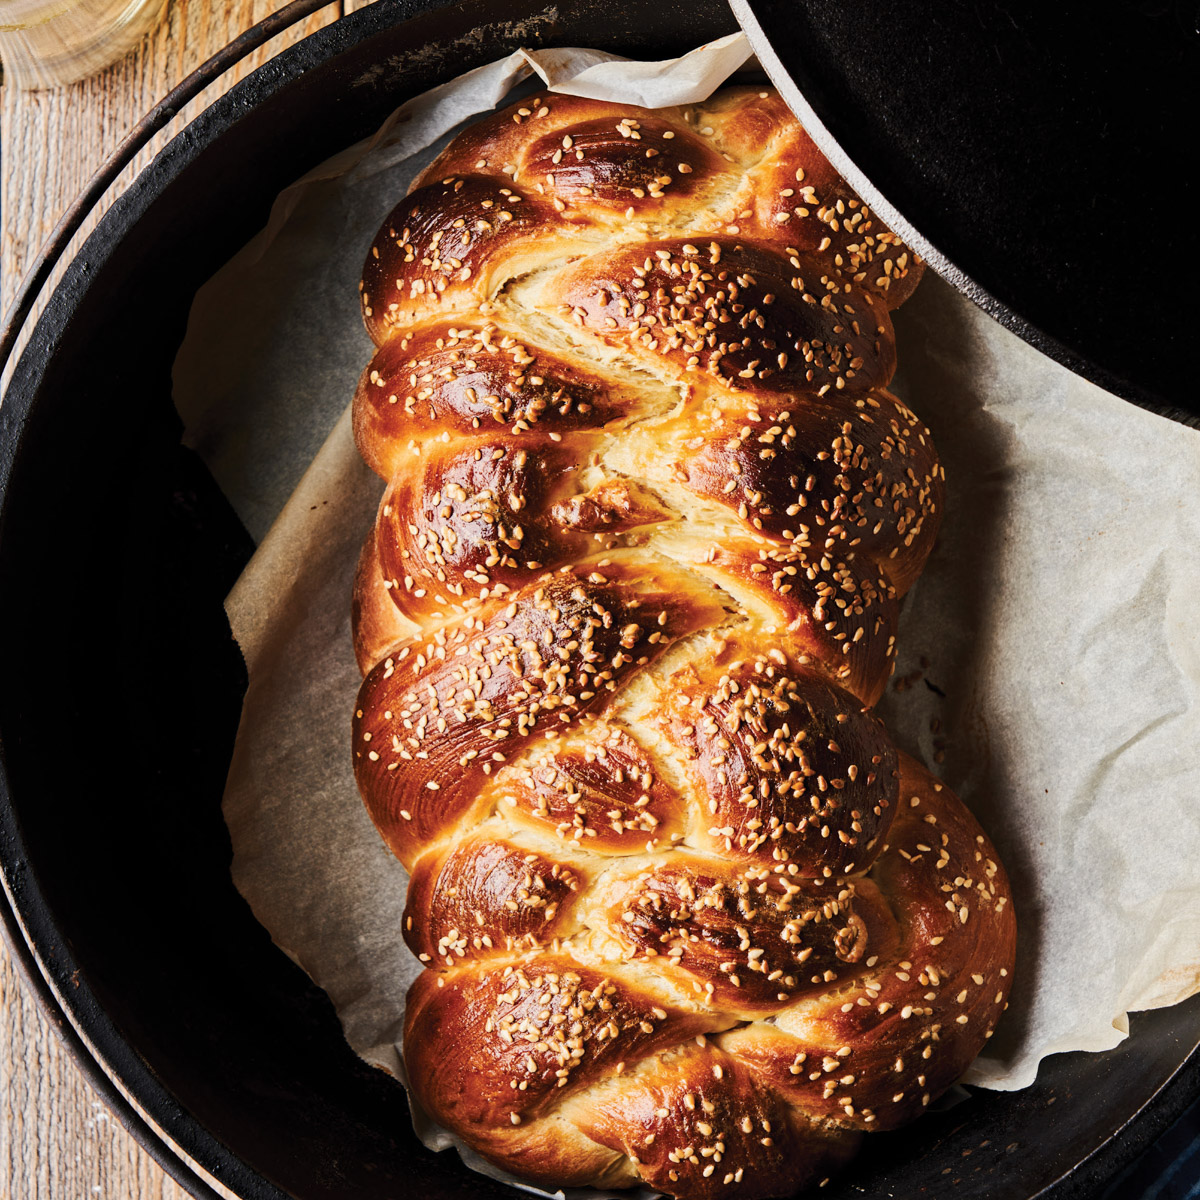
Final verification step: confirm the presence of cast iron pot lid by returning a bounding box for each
[731,0,1200,416]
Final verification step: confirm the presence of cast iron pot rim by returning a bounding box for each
[0,2,1198,1197]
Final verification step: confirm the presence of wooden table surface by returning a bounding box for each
[0,3,374,1195]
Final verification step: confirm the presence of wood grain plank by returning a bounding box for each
[1,4,342,1195]
[2,0,341,363]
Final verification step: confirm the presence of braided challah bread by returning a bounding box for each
[350,87,1016,1199]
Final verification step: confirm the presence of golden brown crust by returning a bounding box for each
[656,649,899,876]
[403,837,587,966]
[353,322,625,479]
[551,239,896,397]
[571,1044,860,1200]
[672,388,942,595]
[494,724,685,854]
[360,176,560,343]
[404,957,723,1133]
[349,87,1013,1200]
[352,559,727,867]
[595,856,895,1015]
[719,754,1016,1132]
[350,529,410,674]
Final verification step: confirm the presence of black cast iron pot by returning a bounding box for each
[2,3,1199,1198]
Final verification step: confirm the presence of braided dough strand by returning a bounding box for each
[350,88,1016,1200]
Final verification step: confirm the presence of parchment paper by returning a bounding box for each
[175,31,1200,1181]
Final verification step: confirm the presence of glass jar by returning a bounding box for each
[0,0,168,89]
